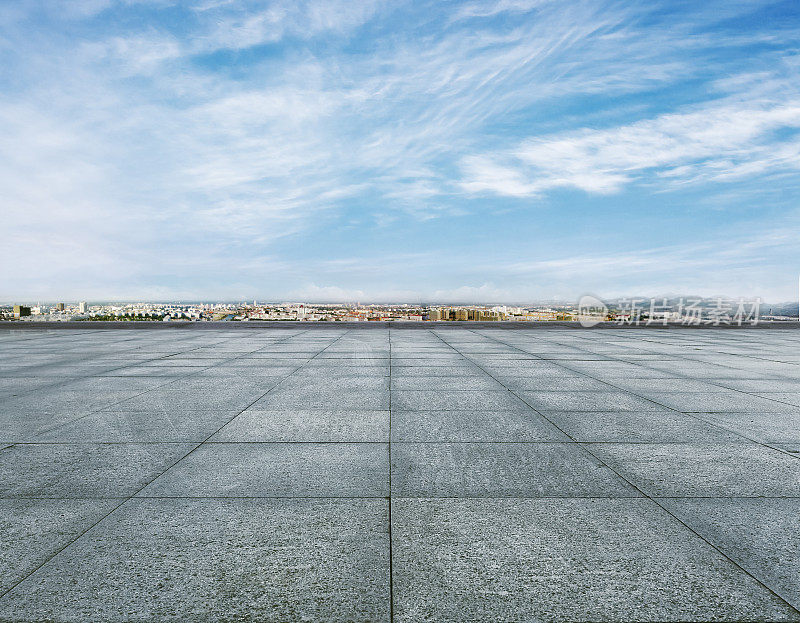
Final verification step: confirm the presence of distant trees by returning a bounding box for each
[81,314,166,321]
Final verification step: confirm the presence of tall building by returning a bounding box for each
[55,303,65,311]
[78,301,87,313]
[13,305,31,318]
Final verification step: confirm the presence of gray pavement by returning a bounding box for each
[1,325,800,621]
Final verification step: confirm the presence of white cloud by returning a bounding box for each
[460,99,800,197]
[188,0,382,54]
[82,35,182,74]
[2,1,800,301]
[432,283,515,302]
[286,284,367,302]
[488,224,800,301]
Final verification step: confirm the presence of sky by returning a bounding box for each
[2,0,800,303]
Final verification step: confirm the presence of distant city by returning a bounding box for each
[3,299,798,323]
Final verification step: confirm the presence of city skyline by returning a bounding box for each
[6,295,795,324]
[3,1,800,301]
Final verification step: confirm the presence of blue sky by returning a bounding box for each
[2,0,800,303]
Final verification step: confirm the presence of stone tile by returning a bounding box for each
[392,498,799,622]
[543,410,741,442]
[607,378,727,393]
[0,443,194,498]
[318,350,390,359]
[277,376,390,392]
[391,410,568,442]
[640,391,788,412]
[35,411,235,442]
[141,442,389,497]
[562,362,671,378]
[0,499,119,593]
[644,362,756,379]
[390,376,504,391]
[500,376,613,391]
[391,390,528,411]
[60,377,176,392]
[390,347,454,354]
[481,364,581,378]
[0,377,75,398]
[212,409,389,442]
[391,357,468,367]
[2,389,140,415]
[0,412,90,442]
[106,388,267,413]
[235,351,316,360]
[4,326,800,622]
[753,392,800,407]
[391,442,637,497]
[692,411,800,443]
[101,365,203,377]
[590,442,800,496]
[0,498,390,622]
[192,366,298,378]
[389,365,481,377]
[137,359,225,367]
[660,498,800,609]
[518,391,661,412]
[714,380,800,392]
[253,379,390,409]
[391,353,465,362]
[303,358,389,369]
[165,376,287,391]
[290,366,389,379]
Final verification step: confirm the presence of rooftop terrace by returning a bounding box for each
[1,324,800,621]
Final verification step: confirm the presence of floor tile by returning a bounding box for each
[692,411,800,443]
[0,499,118,593]
[140,442,389,497]
[519,391,662,412]
[641,391,789,412]
[391,390,528,411]
[0,498,390,622]
[660,498,800,609]
[544,410,741,442]
[0,443,194,498]
[392,498,799,622]
[212,409,389,442]
[391,410,568,442]
[391,442,638,497]
[35,411,235,442]
[590,442,800,496]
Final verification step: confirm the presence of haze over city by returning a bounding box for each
[2,0,800,302]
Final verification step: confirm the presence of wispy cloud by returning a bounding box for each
[460,94,800,197]
[2,0,800,300]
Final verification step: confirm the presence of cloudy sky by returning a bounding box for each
[2,0,800,303]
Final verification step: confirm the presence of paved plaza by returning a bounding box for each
[1,324,800,622]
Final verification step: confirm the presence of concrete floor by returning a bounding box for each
[1,325,800,622]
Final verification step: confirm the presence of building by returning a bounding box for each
[13,305,31,318]
[426,307,507,321]
[79,301,87,313]
[55,303,65,311]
